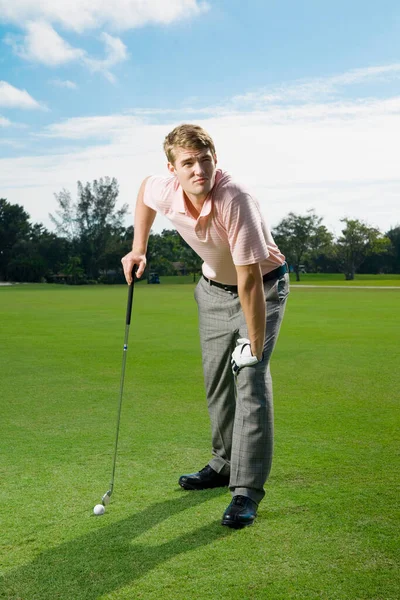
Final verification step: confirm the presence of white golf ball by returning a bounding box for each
[93,504,105,516]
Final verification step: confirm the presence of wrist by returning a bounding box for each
[132,245,146,255]
[251,345,263,361]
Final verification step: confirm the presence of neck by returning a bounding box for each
[184,192,206,218]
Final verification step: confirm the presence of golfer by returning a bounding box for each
[122,124,289,528]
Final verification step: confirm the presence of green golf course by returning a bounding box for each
[1,279,399,599]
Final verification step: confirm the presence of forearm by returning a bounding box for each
[121,177,156,283]
[132,177,156,253]
[236,263,265,360]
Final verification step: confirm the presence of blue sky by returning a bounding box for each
[1,0,399,235]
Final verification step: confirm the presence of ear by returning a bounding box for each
[214,153,218,166]
[167,162,176,174]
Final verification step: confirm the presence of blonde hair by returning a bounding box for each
[163,124,216,164]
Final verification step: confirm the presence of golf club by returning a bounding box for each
[100,272,135,507]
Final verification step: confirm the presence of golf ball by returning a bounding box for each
[93,504,105,516]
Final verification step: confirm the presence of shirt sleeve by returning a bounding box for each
[223,193,270,266]
[143,175,174,213]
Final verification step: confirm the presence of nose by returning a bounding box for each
[194,161,205,176]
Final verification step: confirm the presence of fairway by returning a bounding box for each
[1,283,399,599]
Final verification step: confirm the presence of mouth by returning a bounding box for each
[194,178,207,184]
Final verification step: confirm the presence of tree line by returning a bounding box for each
[1,177,399,284]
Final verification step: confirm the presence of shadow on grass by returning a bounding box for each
[1,490,233,600]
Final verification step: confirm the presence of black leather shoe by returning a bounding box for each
[221,495,258,528]
[179,465,230,490]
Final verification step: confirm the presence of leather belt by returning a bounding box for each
[203,263,288,293]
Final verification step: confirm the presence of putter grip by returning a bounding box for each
[126,275,134,325]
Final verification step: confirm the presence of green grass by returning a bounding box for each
[0,283,399,599]
[288,273,400,286]
[136,272,400,286]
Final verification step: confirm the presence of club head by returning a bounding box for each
[102,491,112,506]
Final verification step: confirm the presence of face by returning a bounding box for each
[168,147,217,203]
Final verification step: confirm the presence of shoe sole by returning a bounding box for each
[221,518,255,529]
[179,481,229,491]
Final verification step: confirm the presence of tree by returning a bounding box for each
[335,219,391,280]
[50,177,128,280]
[98,226,134,283]
[49,189,76,241]
[5,223,70,283]
[61,256,85,285]
[386,226,400,274]
[146,229,202,280]
[306,223,335,272]
[0,199,31,280]
[146,230,181,277]
[31,223,70,276]
[272,210,328,281]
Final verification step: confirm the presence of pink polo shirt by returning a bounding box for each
[143,169,285,285]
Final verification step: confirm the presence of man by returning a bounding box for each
[121,124,289,529]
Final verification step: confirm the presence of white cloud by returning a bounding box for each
[2,93,399,235]
[0,115,12,126]
[6,23,127,78]
[232,63,400,107]
[0,138,26,148]
[0,81,42,109]
[100,32,128,65]
[229,96,400,126]
[201,112,399,195]
[5,21,84,66]
[39,96,400,140]
[1,63,399,235]
[1,1,193,79]
[0,0,210,32]
[330,63,400,85]
[41,114,141,139]
[51,79,78,89]
[83,33,128,81]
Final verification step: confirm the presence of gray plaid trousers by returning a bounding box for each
[194,273,289,504]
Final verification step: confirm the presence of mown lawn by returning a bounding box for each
[0,282,399,599]
[289,273,400,286]
[138,272,400,286]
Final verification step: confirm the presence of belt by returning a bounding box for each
[203,263,287,293]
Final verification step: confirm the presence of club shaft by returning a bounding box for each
[109,280,135,494]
